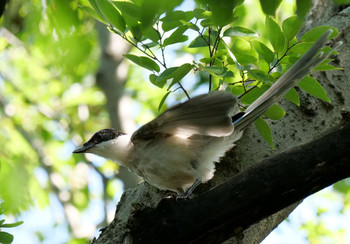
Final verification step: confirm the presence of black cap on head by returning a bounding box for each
[73,128,125,153]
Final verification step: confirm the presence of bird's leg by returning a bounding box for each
[176,178,202,200]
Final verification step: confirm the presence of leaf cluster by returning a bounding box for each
[83,0,340,146]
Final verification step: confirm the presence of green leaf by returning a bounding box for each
[223,26,257,37]
[0,231,14,243]
[314,61,342,71]
[254,117,274,148]
[285,88,300,106]
[157,67,179,83]
[158,91,171,112]
[80,6,106,24]
[251,40,275,63]
[202,66,225,75]
[96,0,126,32]
[124,54,160,72]
[241,84,270,105]
[263,104,286,120]
[282,15,303,41]
[0,221,23,228]
[208,0,238,26]
[248,69,270,83]
[259,0,282,16]
[231,38,257,64]
[298,76,331,102]
[189,35,208,48]
[149,74,163,88]
[143,27,160,42]
[266,16,285,53]
[290,42,314,54]
[300,26,338,42]
[168,63,193,90]
[163,25,189,46]
[193,9,212,19]
[161,11,190,31]
[296,0,312,19]
[112,1,140,19]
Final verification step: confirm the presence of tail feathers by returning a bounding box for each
[234,30,339,132]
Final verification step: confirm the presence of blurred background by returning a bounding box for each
[0,0,349,243]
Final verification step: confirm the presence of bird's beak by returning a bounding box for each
[73,142,95,154]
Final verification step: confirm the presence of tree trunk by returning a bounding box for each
[92,2,350,243]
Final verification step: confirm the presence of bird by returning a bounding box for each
[73,30,339,198]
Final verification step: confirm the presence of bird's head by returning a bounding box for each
[73,129,128,161]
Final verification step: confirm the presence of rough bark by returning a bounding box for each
[92,3,350,244]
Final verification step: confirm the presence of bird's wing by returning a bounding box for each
[131,91,237,143]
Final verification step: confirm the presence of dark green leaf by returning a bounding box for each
[157,67,179,83]
[143,27,160,42]
[96,0,126,32]
[223,26,257,37]
[149,74,165,88]
[251,40,275,63]
[300,26,338,42]
[208,0,242,26]
[0,231,14,243]
[282,15,303,41]
[285,88,300,106]
[254,117,274,148]
[266,16,285,53]
[298,76,331,102]
[158,91,171,112]
[124,54,160,72]
[296,0,312,19]
[189,35,209,48]
[259,0,282,16]
[163,25,189,46]
[168,63,193,90]
[263,104,286,120]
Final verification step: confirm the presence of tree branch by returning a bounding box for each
[130,118,350,244]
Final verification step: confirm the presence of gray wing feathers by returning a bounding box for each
[234,30,336,131]
[132,92,237,142]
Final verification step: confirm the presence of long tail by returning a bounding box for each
[233,29,340,132]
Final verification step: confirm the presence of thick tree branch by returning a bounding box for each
[130,119,350,244]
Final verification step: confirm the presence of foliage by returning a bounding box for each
[0,204,23,244]
[83,0,339,146]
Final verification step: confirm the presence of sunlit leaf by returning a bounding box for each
[282,15,303,41]
[266,16,285,53]
[285,88,300,106]
[263,104,286,120]
[296,0,312,19]
[251,40,275,63]
[96,0,126,32]
[298,76,331,102]
[254,117,274,148]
